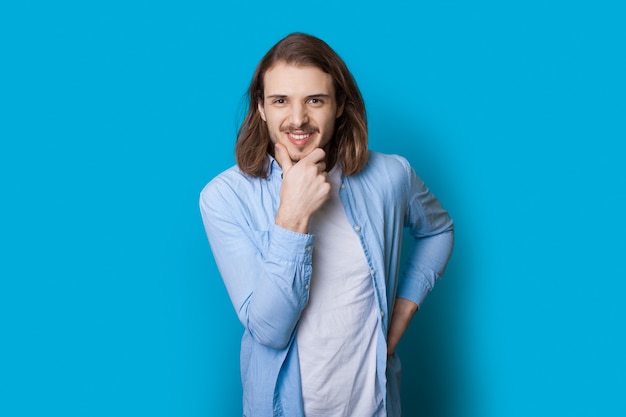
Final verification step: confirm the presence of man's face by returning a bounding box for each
[258,62,344,163]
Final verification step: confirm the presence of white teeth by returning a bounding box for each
[290,133,311,140]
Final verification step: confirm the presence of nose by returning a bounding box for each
[288,102,308,127]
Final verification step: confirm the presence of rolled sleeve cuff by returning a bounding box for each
[396,274,433,308]
[267,224,315,264]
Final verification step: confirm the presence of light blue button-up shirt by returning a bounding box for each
[200,152,454,417]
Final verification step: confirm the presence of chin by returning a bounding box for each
[286,147,311,161]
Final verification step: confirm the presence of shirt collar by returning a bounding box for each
[267,154,283,180]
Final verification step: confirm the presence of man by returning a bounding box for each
[200,33,454,417]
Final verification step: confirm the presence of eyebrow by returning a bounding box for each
[265,94,332,100]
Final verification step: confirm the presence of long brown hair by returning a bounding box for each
[235,33,368,177]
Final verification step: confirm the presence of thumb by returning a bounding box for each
[274,143,293,175]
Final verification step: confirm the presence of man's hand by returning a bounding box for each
[387,298,419,357]
[274,143,331,234]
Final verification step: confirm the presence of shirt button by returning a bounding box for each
[353,225,361,232]
[340,183,345,189]
[370,269,376,276]
[305,284,310,290]
[381,310,385,317]
[305,245,312,252]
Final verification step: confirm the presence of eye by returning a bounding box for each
[308,98,323,105]
[274,98,285,104]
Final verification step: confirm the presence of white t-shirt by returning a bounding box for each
[296,166,383,417]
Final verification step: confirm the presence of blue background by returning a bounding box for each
[1,1,624,416]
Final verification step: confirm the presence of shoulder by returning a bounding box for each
[365,151,412,173]
[199,165,262,207]
[356,151,413,187]
[344,152,416,201]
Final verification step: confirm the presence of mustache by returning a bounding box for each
[280,124,319,133]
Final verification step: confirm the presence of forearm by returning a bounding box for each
[240,225,314,349]
[397,228,454,306]
[201,188,313,350]
[387,297,419,357]
[388,230,453,355]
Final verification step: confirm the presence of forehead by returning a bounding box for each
[263,62,334,96]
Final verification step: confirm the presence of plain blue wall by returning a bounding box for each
[2,1,625,416]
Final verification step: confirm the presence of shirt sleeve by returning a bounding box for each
[199,177,313,350]
[396,159,455,307]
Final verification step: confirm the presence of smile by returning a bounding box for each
[288,132,313,140]
[286,131,316,147]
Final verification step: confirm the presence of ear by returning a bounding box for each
[257,101,266,122]
[335,94,345,118]
[335,100,345,119]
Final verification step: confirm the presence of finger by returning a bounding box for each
[303,147,326,163]
[274,143,293,175]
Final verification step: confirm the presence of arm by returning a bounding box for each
[200,180,314,351]
[388,159,455,353]
[387,297,418,357]
[200,146,330,351]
